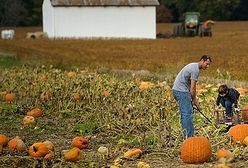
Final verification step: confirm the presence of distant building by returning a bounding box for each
[42,0,159,39]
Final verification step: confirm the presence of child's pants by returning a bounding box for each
[219,97,233,118]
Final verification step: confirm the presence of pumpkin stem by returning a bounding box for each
[33,146,38,152]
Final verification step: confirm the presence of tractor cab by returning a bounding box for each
[184,12,200,36]
[173,12,201,37]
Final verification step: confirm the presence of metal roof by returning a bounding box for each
[50,0,160,7]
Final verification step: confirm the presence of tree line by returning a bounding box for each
[0,0,247,27]
[158,0,248,22]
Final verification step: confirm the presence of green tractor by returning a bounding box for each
[173,12,201,37]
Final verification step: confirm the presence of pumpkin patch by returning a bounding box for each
[0,58,247,167]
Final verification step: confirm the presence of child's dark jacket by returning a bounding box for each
[216,88,240,108]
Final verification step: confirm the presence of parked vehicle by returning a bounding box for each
[173,12,201,37]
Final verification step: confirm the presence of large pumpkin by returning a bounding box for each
[229,124,248,143]
[72,136,88,149]
[29,142,49,158]
[181,136,212,164]
[242,105,248,121]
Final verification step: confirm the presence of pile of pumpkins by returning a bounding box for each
[181,123,248,165]
[0,135,88,162]
[0,134,146,166]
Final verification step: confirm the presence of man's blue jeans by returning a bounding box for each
[173,89,194,138]
[219,97,233,118]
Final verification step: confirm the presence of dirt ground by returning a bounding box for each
[0,150,246,168]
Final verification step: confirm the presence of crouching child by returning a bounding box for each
[216,84,240,122]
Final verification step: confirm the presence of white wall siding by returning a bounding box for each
[42,0,157,39]
[42,0,55,37]
[54,7,156,39]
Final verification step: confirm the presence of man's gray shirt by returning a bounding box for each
[172,63,199,92]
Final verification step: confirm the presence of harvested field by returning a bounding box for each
[0,22,248,81]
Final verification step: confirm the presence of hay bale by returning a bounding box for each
[26,32,48,39]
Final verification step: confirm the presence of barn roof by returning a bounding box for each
[50,0,160,7]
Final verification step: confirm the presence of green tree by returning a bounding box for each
[0,0,27,26]
[161,0,240,21]
[197,0,240,20]
[21,0,43,26]
[231,0,248,20]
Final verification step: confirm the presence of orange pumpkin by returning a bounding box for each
[216,148,232,160]
[243,136,248,146]
[0,134,8,147]
[29,142,49,158]
[64,147,81,162]
[181,136,212,164]
[236,88,248,95]
[102,90,110,97]
[43,140,54,151]
[44,151,55,160]
[72,93,81,101]
[229,124,248,143]
[67,71,77,77]
[16,138,26,155]
[196,84,205,90]
[27,108,43,118]
[0,134,8,154]
[139,81,152,90]
[242,105,248,121]
[124,148,142,158]
[196,84,208,93]
[8,136,19,153]
[5,93,15,102]
[7,136,26,154]
[72,136,88,149]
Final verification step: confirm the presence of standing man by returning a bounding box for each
[172,55,212,138]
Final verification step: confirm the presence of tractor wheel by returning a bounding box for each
[198,26,203,37]
[173,24,183,37]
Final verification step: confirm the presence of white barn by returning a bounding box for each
[42,0,159,39]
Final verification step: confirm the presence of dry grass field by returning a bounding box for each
[0,21,248,81]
